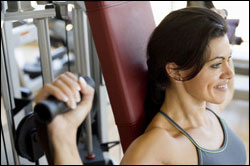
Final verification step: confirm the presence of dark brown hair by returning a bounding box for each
[145,7,228,125]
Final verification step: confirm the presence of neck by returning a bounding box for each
[160,84,208,128]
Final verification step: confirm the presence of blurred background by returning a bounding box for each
[1,1,249,165]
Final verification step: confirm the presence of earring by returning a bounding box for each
[178,78,183,81]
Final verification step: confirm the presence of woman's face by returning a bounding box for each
[183,35,234,104]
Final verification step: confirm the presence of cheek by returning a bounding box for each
[184,79,207,97]
[194,68,221,88]
[184,73,218,98]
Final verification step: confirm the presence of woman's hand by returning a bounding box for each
[35,72,95,164]
[35,71,94,134]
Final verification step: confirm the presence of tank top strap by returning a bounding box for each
[206,107,220,119]
[159,109,228,153]
[205,107,228,131]
[159,110,201,148]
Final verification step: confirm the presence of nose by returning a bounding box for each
[221,62,235,80]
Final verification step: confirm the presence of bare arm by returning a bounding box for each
[35,72,94,165]
[52,134,82,165]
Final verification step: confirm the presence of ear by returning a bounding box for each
[165,63,182,81]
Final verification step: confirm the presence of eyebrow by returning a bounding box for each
[208,56,225,62]
[208,50,232,62]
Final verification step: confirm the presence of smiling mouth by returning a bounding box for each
[214,84,228,91]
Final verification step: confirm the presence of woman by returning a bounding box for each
[35,7,246,165]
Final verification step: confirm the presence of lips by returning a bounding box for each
[214,84,228,91]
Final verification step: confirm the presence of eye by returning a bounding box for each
[210,63,222,69]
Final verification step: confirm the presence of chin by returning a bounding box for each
[208,90,227,104]
[205,94,225,104]
[210,96,225,104]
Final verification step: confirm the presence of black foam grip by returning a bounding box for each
[34,76,95,123]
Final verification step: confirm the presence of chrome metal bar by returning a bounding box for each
[4,6,55,21]
[3,21,21,98]
[1,30,20,165]
[91,38,109,144]
[1,3,55,164]
[1,129,8,165]
[72,3,94,157]
[34,18,54,84]
[72,9,81,74]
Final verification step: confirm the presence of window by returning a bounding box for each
[150,1,249,42]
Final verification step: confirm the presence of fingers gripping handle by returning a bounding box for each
[34,76,95,123]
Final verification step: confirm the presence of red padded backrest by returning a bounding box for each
[85,1,155,151]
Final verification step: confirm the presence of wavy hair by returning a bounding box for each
[145,7,228,125]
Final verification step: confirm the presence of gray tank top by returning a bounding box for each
[159,108,246,165]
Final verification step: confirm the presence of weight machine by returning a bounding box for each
[1,1,117,165]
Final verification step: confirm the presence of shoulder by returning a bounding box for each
[120,127,177,165]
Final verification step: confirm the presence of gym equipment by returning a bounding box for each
[2,1,93,164]
[15,76,95,163]
[15,113,44,163]
[85,1,156,152]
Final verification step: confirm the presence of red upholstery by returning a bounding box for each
[85,1,155,151]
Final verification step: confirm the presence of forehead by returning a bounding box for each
[207,35,231,58]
